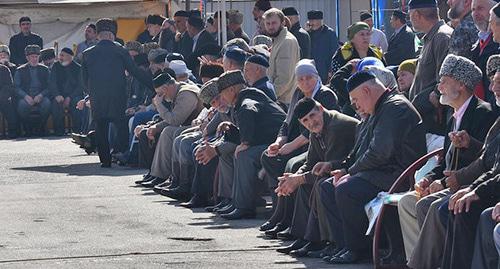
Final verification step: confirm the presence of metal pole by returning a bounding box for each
[221,0,227,47]
[185,0,190,11]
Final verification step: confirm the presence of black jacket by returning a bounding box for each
[234,87,286,146]
[348,91,427,191]
[159,29,175,52]
[186,30,216,75]
[426,96,497,182]
[470,34,500,109]
[174,32,194,61]
[251,76,277,101]
[81,39,153,120]
[14,63,50,98]
[49,61,83,99]
[8,32,43,66]
[384,25,417,66]
[290,22,311,59]
[136,30,153,44]
[0,64,15,102]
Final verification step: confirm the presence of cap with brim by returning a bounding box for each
[224,47,247,64]
[346,71,377,92]
[307,10,323,20]
[217,70,246,92]
[153,72,174,88]
[25,45,41,56]
[148,48,168,62]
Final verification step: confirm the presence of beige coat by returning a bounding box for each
[156,82,203,131]
[268,27,300,104]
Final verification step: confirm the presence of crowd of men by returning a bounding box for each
[1,0,500,267]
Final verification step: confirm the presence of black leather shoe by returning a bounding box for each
[205,199,230,212]
[215,203,235,215]
[277,227,296,241]
[179,195,211,208]
[135,174,154,185]
[264,223,288,239]
[328,249,361,264]
[308,244,335,258]
[220,208,256,220]
[161,187,190,201]
[276,239,307,254]
[323,247,347,262]
[152,182,171,194]
[290,242,325,257]
[141,177,166,188]
[259,221,276,232]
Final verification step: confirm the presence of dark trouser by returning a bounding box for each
[51,98,82,134]
[0,98,19,137]
[95,117,128,165]
[17,97,50,133]
[138,129,159,169]
[336,176,382,251]
[318,177,345,246]
[442,200,493,269]
[472,207,499,269]
[191,155,218,199]
[290,183,314,239]
[304,177,329,243]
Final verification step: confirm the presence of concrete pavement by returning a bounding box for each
[0,137,371,268]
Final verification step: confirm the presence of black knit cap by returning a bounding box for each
[307,10,323,20]
[174,10,190,18]
[246,54,269,68]
[408,0,437,10]
[61,47,74,56]
[360,12,373,21]
[294,97,317,119]
[96,18,117,35]
[40,48,56,61]
[254,0,272,11]
[282,7,299,16]
[153,72,174,88]
[494,3,500,18]
[392,10,407,22]
[346,71,377,92]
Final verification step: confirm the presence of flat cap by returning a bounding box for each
[25,45,41,56]
[439,54,482,90]
[199,78,220,106]
[307,10,323,20]
[40,48,56,61]
[217,70,246,92]
[360,12,373,21]
[487,54,500,77]
[224,47,247,64]
[246,54,269,68]
[282,7,299,16]
[346,71,377,92]
[153,72,174,88]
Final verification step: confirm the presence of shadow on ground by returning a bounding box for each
[11,163,145,177]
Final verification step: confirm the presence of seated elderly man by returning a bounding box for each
[212,70,286,220]
[397,55,497,269]
[138,72,203,188]
[49,48,84,135]
[14,45,51,136]
[259,59,339,237]
[274,97,359,256]
[243,54,276,101]
[321,71,427,264]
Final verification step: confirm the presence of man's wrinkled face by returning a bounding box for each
[299,106,324,134]
[491,72,500,106]
[20,21,31,33]
[297,74,318,95]
[59,51,73,66]
[265,15,283,37]
[308,19,322,31]
[438,76,462,106]
[349,84,374,115]
[397,70,415,92]
[472,0,493,32]
[220,86,238,106]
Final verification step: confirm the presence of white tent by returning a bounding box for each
[0,0,171,52]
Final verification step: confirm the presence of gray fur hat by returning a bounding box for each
[0,45,10,55]
[125,41,143,54]
[252,35,272,47]
[217,70,246,92]
[487,54,500,78]
[25,45,41,56]
[147,48,168,63]
[199,78,219,106]
[439,54,482,90]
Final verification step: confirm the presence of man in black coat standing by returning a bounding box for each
[81,18,153,167]
[9,17,43,66]
[282,7,311,59]
[384,10,417,66]
[185,14,216,78]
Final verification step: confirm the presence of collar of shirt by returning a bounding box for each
[453,96,472,131]
[478,31,490,41]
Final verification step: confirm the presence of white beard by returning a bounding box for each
[439,90,460,106]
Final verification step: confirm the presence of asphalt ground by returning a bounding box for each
[0,137,372,269]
